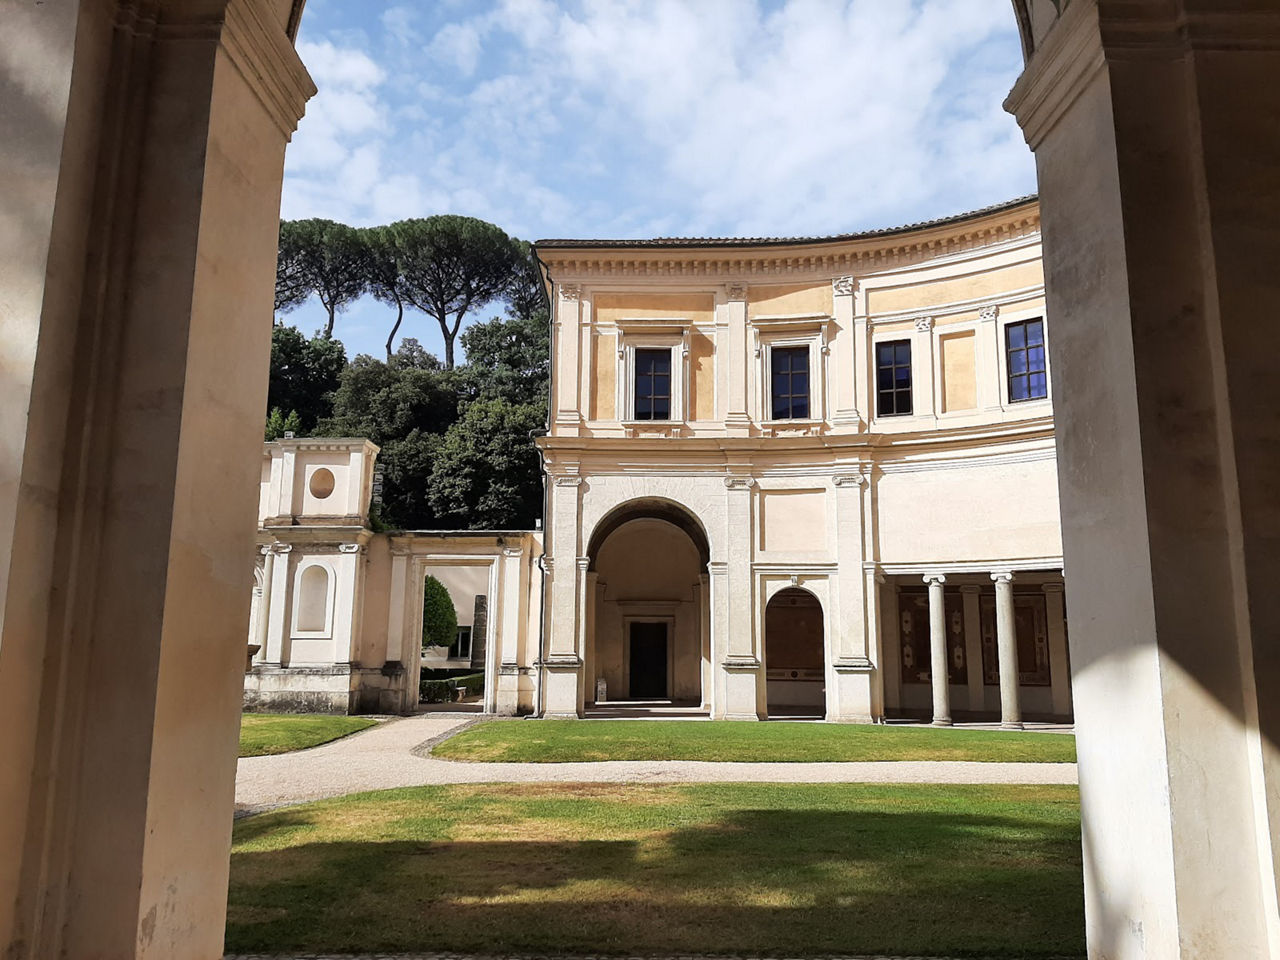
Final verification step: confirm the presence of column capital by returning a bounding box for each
[832,275,857,296]
[575,557,590,572]
[1041,581,1065,594]
[991,571,1015,584]
[559,283,582,301]
[553,475,583,487]
[979,303,1001,321]
[914,316,935,333]
[724,475,755,490]
[833,473,868,487]
[923,574,947,586]
[725,282,748,301]
[269,542,293,555]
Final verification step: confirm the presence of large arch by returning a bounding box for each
[2,2,1279,958]
[583,498,712,710]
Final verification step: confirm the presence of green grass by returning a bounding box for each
[226,782,1085,958]
[432,718,1077,764]
[238,713,378,757]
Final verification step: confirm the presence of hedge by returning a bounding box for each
[419,671,484,703]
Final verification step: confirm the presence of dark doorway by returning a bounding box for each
[629,622,668,699]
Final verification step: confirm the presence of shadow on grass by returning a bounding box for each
[227,806,1085,958]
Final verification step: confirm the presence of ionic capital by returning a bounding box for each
[923,574,947,587]
[979,304,1000,322]
[914,316,935,333]
[832,276,857,296]
[559,283,582,301]
[991,571,1015,585]
[832,473,867,488]
[725,282,748,301]
[554,475,583,487]
[724,475,755,490]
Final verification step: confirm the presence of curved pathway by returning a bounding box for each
[235,713,1077,816]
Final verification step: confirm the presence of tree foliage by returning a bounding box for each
[267,325,347,432]
[389,216,524,369]
[426,398,545,530]
[421,576,458,650]
[264,407,302,441]
[457,308,550,409]
[275,219,369,337]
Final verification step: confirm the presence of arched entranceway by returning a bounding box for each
[764,588,825,718]
[585,500,711,711]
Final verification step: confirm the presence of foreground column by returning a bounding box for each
[0,3,313,957]
[925,575,950,726]
[991,573,1022,730]
[1007,1,1280,955]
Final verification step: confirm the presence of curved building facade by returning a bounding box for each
[535,196,1069,723]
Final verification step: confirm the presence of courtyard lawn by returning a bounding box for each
[238,713,378,757]
[432,718,1077,764]
[226,783,1085,958]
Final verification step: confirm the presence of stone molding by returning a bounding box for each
[832,657,875,672]
[832,276,857,296]
[720,657,762,670]
[575,557,590,572]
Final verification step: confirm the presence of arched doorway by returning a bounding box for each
[764,587,825,719]
[586,500,711,710]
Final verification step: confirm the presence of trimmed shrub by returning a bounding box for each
[422,575,457,650]
[419,671,484,703]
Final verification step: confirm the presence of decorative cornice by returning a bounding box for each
[832,276,857,296]
[914,316,935,333]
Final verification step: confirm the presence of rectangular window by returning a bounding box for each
[770,345,810,419]
[633,349,671,420]
[876,340,913,416]
[449,626,472,660]
[1006,318,1048,402]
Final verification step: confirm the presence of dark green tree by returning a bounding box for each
[319,340,459,528]
[456,308,550,410]
[266,324,346,434]
[421,576,458,650]
[361,224,413,362]
[264,407,302,441]
[388,216,524,369]
[426,398,545,529]
[276,218,369,337]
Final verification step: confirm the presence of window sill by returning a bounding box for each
[621,420,687,438]
[760,419,825,437]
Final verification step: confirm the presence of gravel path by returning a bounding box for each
[234,713,1077,816]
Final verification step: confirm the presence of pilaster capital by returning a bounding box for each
[831,276,857,296]
[724,475,755,490]
[979,304,1001,322]
[269,543,293,555]
[554,475,583,487]
[338,543,363,554]
[1041,581,1065,594]
[832,473,867,488]
[542,557,555,575]
[914,316,935,333]
[575,557,591,573]
[959,584,983,595]
[991,571,1015,585]
[923,574,947,587]
[708,560,729,576]
[559,283,582,301]
[725,282,748,301]
[502,546,525,558]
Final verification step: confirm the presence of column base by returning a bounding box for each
[540,657,583,718]
[931,718,954,727]
[1001,721,1024,731]
[718,658,763,721]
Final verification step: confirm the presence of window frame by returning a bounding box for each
[290,559,336,638]
[615,325,689,425]
[1004,316,1049,404]
[751,316,830,426]
[632,347,674,421]
[449,625,473,660]
[769,344,812,420]
[874,337,914,418]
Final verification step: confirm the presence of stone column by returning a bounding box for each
[831,473,874,721]
[1007,4,1280,953]
[254,546,275,660]
[924,575,950,726]
[495,545,527,716]
[552,285,583,436]
[542,476,584,717]
[1042,581,1071,718]
[831,277,860,427]
[960,585,984,714]
[991,572,1021,730]
[0,3,313,957]
[720,475,760,718]
[724,284,751,435]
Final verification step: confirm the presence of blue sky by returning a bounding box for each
[280,0,1035,361]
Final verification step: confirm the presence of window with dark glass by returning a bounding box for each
[633,349,671,420]
[876,340,913,416]
[449,625,472,660]
[770,346,810,419]
[1006,318,1048,402]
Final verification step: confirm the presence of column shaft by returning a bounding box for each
[992,573,1021,730]
[926,576,950,726]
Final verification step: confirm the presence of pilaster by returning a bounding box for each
[830,472,874,722]
[831,277,860,427]
[724,284,751,435]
